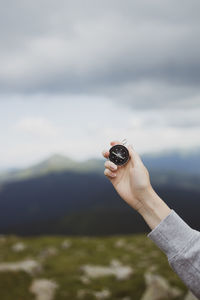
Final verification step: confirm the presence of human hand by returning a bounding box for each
[102,141,152,212]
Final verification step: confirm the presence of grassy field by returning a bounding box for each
[0,234,188,300]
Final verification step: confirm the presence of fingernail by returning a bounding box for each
[111,164,117,170]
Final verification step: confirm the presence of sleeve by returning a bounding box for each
[148,210,200,299]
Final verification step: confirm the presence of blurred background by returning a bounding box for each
[0,0,200,299]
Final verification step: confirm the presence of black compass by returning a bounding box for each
[109,144,130,166]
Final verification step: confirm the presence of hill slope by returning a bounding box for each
[0,151,200,236]
[0,169,200,236]
[1,148,200,184]
[0,154,104,183]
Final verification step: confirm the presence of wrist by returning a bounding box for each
[136,186,171,230]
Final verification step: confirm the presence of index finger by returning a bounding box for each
[102,140,121,159]
[102,150,109,159]
[110,140,121,146]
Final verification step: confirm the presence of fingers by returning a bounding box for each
[102,140,121,159]
[110,140,121,146]
[102,149,109,159]
[104,168,117,179]
[104,160,118,172]
[102,140,143,176]
[104,161,118,179]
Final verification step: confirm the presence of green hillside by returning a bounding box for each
[0,155,104,184]
[0,234,190,300]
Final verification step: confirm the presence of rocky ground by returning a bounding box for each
[0,234,197,300]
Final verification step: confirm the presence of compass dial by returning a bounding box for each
[109,144,129,166]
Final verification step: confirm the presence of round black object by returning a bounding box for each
[109,144,130,166]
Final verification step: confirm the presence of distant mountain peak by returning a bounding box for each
[46,153,73,162]
[0,154,104,184]
[37,154,75,169]
[1,147,200,185]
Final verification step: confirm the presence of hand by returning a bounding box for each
[102,141,171,230]
[102,141,152,211]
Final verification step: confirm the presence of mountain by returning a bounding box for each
[0,154,104,184]
[0,150,200,236]
[0,148,200,185]
[143,148,200,175]
[1,148,200,185]
[0,168,200,236]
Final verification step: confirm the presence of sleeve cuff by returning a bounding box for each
[148,210,198,260]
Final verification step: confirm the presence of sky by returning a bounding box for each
[0,0,200,168]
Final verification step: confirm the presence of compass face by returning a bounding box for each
[109,144,129,166]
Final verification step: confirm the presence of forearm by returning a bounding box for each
[137,186,171,230]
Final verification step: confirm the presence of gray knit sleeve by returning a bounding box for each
[148,210,200,298]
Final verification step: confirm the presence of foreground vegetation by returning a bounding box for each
[0,234,189,300]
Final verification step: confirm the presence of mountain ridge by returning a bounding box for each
[1,148,200,184]
[0,154,104,184]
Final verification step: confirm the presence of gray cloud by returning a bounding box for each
[0,0,200,108]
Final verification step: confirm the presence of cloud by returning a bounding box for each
[0,0,200,108]
[0,96,198,169]
[16,117,58,138]
[102,108,200,154]
[0,1,200,167]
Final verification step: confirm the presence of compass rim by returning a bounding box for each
[109,144,130,166]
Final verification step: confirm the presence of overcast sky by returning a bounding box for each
[0,0,200,168]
